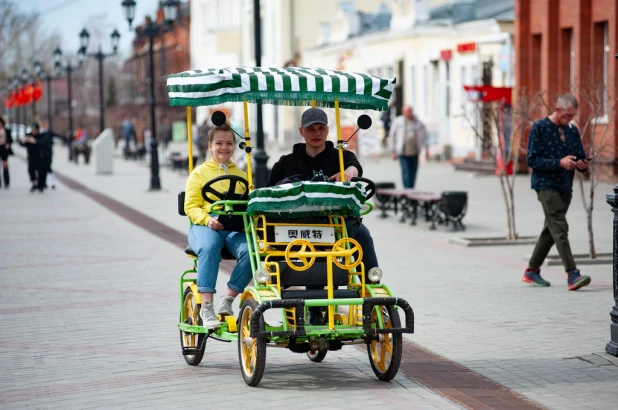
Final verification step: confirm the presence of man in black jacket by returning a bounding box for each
[268,108,379,324]
[22,123,53,192]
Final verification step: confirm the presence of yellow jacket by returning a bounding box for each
[184,159,248,226]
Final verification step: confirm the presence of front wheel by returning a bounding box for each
[180,286,206,366]
[367,305,402,381]
[238,298,267,386]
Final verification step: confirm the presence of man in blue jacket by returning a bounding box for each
[523,94,591,290]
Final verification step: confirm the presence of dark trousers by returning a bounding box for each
[345,219,379,272]
[27,154,39,183]
[399,155,419,188]
[37,155,50,190]
[528,190,576,272]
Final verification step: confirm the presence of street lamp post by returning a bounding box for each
[21,69,31,125]
[252,0,269,187]
[122,0,179,191]
[79,28,121,133]
[54,47,84,159]
[34,60,54,130]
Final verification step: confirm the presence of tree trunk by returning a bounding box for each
[498,173,515,240]
[588,189,596,259]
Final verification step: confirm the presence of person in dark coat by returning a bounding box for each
[0,116,14,188]
[22,123,53,192]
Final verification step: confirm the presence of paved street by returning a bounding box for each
[1,141,618,409]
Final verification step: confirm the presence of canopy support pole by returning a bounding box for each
[335,100,345,182]
[187,106,194,173]
[243,100,255,190]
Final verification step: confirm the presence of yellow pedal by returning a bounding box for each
[225,315,237,333]
[334,313,348,324]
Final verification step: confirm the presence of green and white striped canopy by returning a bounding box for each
[247,181,367,218]
[167,67,396,110]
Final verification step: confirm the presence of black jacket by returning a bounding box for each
[267,141,363,186]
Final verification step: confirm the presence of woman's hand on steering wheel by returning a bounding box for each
[350,177,376,200]
[201,175,249,204]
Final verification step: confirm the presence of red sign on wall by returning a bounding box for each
[457,42,477,53]
[440,49,452,61]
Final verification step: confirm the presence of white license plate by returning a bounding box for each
[273,225,335,243]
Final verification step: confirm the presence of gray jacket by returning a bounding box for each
[388,115,428,156]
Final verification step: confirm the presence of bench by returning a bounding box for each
[169,153,198,172]
[375,187,467,231]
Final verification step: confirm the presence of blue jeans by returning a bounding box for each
[188,224,252,294]
[345,219,379,271]
[399,155,419,188]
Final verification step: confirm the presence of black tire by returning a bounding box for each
[367,305,402,381]
[179,286,206,366]
[306,348,328,362]
[238,298,267,386]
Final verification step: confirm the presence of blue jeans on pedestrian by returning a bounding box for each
[399,155,419,188]
[345,219,379,271]
[188,224,252,294]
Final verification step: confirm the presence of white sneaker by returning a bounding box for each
[199,302,221,329]
[218,295,235,316]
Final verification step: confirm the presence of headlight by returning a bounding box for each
[367,267,383,283]
[255,268,270,284]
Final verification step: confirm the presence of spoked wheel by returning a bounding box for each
[238,298,266,386]
[367,305,402,381]
[306,348,328,362]
[179,286,206,366]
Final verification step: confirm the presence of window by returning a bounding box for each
[445,62,450,117]
[410,65,417,108]
[561,28,573,90]
[593,21,609,117]
[471,64,478,85]
[532,34,542,93]
[461,66,467,107]
[423,64,429,118]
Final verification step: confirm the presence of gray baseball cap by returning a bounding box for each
[301,108,328,128]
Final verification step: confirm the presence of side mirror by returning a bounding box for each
[357,114,372,130]
[211,111,227,126]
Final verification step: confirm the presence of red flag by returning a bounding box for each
[33,81,43,101]
[25,84,34,104]
[4,97,12,109]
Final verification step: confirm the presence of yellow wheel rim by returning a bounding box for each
[240,302,257,376]
[370,307,393,372]
[182,292,200,349]
[331,238,362,270]
[285,239,316,271]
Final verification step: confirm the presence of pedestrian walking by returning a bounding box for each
[24,123,53,192]
[0,116,14,189]
[40,122,65,189]
[522,93,591,290]
[388,105,428,188]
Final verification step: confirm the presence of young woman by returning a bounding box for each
[184,124,251,329]
[0,117,13,189]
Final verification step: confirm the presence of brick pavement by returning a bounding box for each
[3,142,618,409]
[0,150,459,409]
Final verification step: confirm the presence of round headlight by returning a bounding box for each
[367,267,383,283]
[255,268,270,284]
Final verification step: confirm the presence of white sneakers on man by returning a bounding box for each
[199,302,221,330]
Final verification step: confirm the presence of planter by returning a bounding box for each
[546,253,612,266]
[450,235,538,247]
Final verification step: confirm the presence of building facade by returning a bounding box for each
[303,0,514,159]
[515,0,618,179]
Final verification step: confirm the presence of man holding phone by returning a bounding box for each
[522,93,591,290]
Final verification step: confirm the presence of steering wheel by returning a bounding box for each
[350,177,375,201]
[201,175,249,205]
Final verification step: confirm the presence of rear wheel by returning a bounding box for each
[238,298,266,386]
[367,306,402,381]
[179,286,206,366]
[306,348,328,362]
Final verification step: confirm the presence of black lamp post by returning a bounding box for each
[34,60,54,131]
[20,68,31,125]
[606,53,618,357]
[79,27,120,133]
[252,0,269,187]
[122,0,178,191]
[54,46,84,159]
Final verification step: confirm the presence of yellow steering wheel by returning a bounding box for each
[331,238,362,270]
[285,239,317,271]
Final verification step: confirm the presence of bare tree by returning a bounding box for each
[460,92,543,240]
[572,82,616,259]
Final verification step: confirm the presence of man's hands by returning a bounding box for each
[329,166,359,182]
[559,155,589,171]
[207,217,224,231]
[21,136,36,144]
